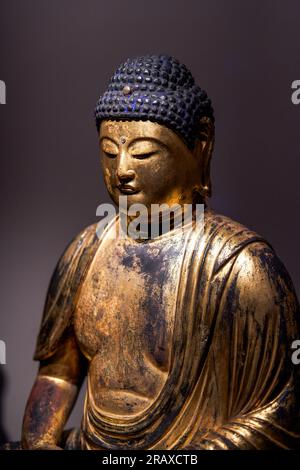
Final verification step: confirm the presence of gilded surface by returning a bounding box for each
[18,118,300,450]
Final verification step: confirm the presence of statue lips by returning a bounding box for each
[117,184,140,195]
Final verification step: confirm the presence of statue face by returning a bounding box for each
[99,120,202,210]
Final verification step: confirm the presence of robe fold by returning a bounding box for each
[34,209,300,449]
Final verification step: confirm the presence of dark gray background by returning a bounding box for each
[0,0,299,442]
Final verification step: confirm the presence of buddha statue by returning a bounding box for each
[10,55,300,450]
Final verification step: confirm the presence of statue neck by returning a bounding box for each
[119,201,206,242]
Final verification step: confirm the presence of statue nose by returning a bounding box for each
[117,169,135,183]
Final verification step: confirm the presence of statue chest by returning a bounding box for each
[74,230,186,414]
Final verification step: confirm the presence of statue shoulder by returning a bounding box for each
[203,209,271,271]
[205,210,299,316]
[233,237,298,308]
[34,222,100,361]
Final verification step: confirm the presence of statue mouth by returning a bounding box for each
[117,184,140,195]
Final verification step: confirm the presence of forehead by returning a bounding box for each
[100,119,179,146]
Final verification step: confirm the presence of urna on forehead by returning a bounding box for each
[95,54,214,149]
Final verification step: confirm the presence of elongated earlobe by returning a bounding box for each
[194,117,214,199]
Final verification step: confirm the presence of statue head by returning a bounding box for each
[95,55,215,210]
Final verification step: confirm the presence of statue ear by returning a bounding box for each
[193,117,215,199]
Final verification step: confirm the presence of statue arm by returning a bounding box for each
[21,224,97,449]
[22,330,87,450]
[188,242,300,449]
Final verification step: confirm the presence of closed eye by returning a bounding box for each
[132,151,156,160]
[103,151,117,158]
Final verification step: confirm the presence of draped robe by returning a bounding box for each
[34,209,300,449]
